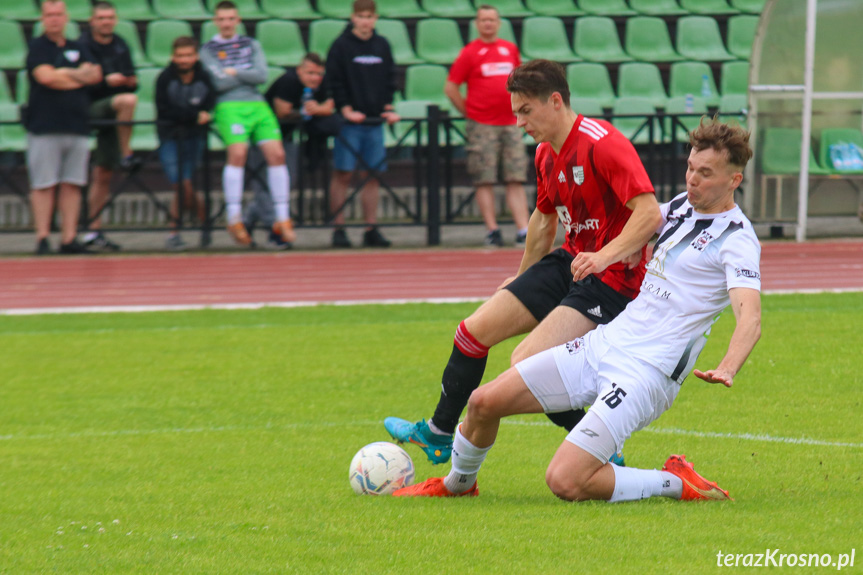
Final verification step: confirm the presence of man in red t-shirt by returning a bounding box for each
[444,4,529,247]
[385,60,662,465]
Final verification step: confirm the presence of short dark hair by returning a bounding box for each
[689,117,753,170]
[172,36,198,52]
[301,52,324,67]
[506,59,570,104]
[92,1,115,13]
[352,0,376,14]
[214,0,237,11]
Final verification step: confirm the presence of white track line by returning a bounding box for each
[1,420,860,449]
[2,288,862,316]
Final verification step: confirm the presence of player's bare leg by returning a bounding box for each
[545,441,614,501]
[394,365,543,497]
[511,306,597,365]
[385,289,538,463]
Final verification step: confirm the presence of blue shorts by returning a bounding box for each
[158,137,204,184]
[332,123,386,173]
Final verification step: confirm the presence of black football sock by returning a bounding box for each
[430,345,488,436]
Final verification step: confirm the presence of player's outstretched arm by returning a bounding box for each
[516,209,557,274]
[571,192,662,282]
[694,287,761,388]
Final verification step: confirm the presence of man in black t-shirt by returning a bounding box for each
[244,52,335,247]
[26,0,102,255]
[80,0,138,252]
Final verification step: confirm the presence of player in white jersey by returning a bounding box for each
[395,118,762,502]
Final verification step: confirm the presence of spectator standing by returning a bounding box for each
[80,0,138,252]
[326,0,399,248]
[200,0,296,248]
[445,4,530,247]
[26,0,102,254]
[155,36,216,251]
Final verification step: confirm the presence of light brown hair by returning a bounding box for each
[689,117,753,169]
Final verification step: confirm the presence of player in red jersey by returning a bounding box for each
[384,60,662,464]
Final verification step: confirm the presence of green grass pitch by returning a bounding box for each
[1,293,861,573]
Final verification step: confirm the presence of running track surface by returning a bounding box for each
[1,241,862,313]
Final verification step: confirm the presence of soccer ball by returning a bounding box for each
[349,442,415,495]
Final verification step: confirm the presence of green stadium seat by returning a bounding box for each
[720,60,749,95]
[679,0,739,15]
[0,74,13,103]
[33,21,81,40]
[668,61,720,107]
[152,0,211,20]
[376,0,428,18]
[309,19,348,60]
[376,19,424,65]
[819,128,863,174]
[611,96,663,144]
[480,0,533,17]
[316,0,353,19]
[629,0,688,16]
[392,100,434,147]
[566,63,616,110]
[664,95,708,141]
[262,66,284,93]
[146,20,195,67]
[256,19,306,67]
[727,14,759,60]
[65,0,95,20]
[16,69,28,105]
[718,93,748,125]
[625,16,683,62]
[206,0,268,19]
[578,0,635,16]
[573,16,633,63]
[404,64,450,109]
[524,0,584,17]
[617,62,668,109]
[200,20,248,43]
[521,16,580,63]
[570,97,605,117]
[260,0,321,19]
[468,17,516,45]
[760,127,829,219]
[0,20,28,70]
[114,19,152,68]
[134,67,161,104]
[0,102,27,152]
[676,16,735,61]
[0,0,40,20]
[421,0,475,18]
[416,18,464,65]
[730,0,765,13]
[130,101,159,151]
[111,0,161,20]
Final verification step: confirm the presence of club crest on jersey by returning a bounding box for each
[572,166,585,185]
[565,337,585,355]
[690,230,715,251]
[64,50,80,63]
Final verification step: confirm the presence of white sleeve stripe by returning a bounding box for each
[578,125,604,141]
[580,117,609,136]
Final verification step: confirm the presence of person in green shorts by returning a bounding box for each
[200,0,295,247]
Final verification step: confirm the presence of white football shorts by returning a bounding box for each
[516,329,681,463]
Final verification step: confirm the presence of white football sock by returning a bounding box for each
[609,465,681,503]
[444,426,492,495]
[223,165,244,224]
[427,419,451,437]
[267,165,290,222]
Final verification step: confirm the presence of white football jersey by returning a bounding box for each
[593,193,762,382]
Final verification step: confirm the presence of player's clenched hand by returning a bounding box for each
[570,252,612,282]
[693,369,733,388]
[496,276,517,291]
